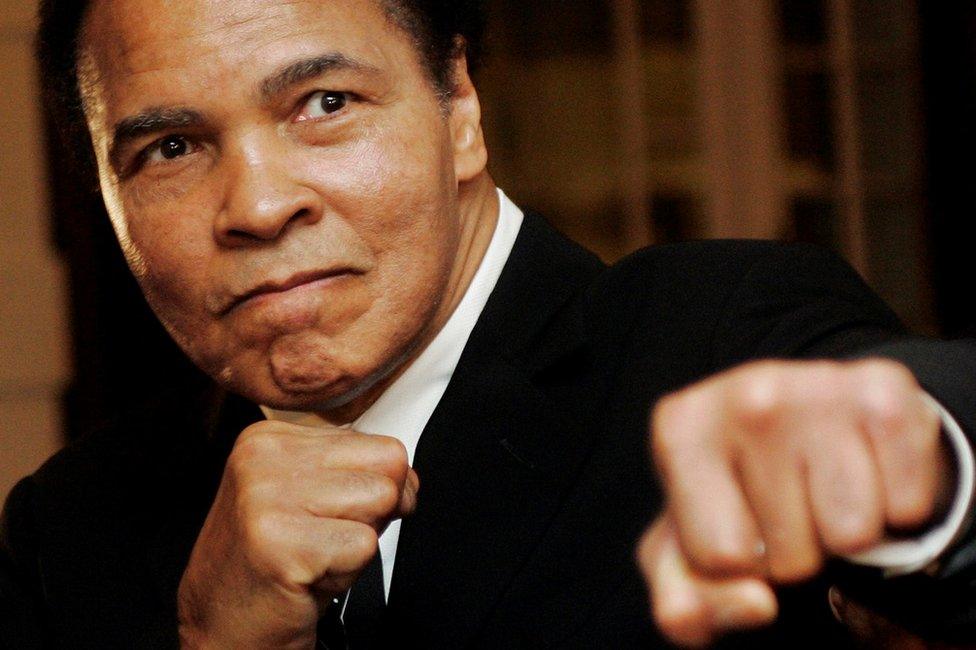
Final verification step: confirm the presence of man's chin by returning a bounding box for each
[267,332,347,392]
[227,330,418,418]
[257,357,395,418]
[210,358,363,414]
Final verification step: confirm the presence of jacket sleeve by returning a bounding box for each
[0,476,51,649]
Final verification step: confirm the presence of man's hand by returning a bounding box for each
[637,359,951,647]
[176,420,418,649]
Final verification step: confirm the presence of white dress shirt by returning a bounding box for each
[263,188,974,598]
[262,188,524,598]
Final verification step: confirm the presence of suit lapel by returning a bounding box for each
[144,212,605,643]
[386,213,605,645]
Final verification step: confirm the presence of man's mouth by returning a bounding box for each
[218,268,361,316]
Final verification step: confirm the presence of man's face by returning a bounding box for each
[80,0,483,411]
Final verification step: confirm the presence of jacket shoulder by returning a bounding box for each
[579,239,903,374]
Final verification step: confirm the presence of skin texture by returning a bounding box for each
[79,0,496,646]
[178,421,420,648]
[76,0,952,647]
[80,0,498,424]
[638,359,951,647]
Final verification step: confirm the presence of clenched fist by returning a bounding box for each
[637,359,952,647]
[177,420,419,649]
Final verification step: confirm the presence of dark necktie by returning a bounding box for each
[317,550,385,649]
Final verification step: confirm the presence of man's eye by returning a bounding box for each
[145,135,195,164]
[297,91,350,121]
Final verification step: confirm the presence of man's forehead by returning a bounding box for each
[82,0,390,71]
[85,0,269,45]
[79,0,401,118]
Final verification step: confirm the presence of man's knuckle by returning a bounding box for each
[860,359,917,395]
[371,475,400,511]
[652,393,687,430]
[376,435,409,469]
[650,397,685,459]
[822,514,883,554]
[635,529,656,568]
[275,564,311,590]
[649,398,668,434]
[336,469,371,494]
[737,359,784,378]
[799,362,850,405]
[232,427,280,464]
[339,523,379,559]
[270,550,315,588]
[861,383,910,432]
[245,511,285,550]
[864,358,916,385]
[235,477,271,515]
[731,373,784,431]
[649,424,674,465]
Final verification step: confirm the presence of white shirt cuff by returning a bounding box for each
[845,393,975,577]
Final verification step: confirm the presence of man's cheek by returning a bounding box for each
[135,268,219,358]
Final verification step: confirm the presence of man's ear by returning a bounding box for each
[448,54,488,183]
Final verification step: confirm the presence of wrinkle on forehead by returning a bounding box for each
[77,0,413,161]
[82,0,287,69]
[83,0,387,57]
[79,0,395,95]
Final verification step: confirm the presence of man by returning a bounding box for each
[3,0,976,647]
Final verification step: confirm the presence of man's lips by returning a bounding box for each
[218,268,360,315]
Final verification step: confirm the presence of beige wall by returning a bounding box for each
[0,0,67,503]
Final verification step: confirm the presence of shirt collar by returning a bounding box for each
[261,188,524,461]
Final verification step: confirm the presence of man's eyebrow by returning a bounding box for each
[259,52,382,100]
[109,107,205,168]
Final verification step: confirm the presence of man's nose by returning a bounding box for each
[214,139,322,246]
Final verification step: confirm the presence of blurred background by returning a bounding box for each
[2,0,975,501]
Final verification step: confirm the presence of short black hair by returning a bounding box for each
[381,0,487,95]
[36,0,486,179]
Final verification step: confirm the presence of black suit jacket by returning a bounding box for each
[4,212,976,648]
